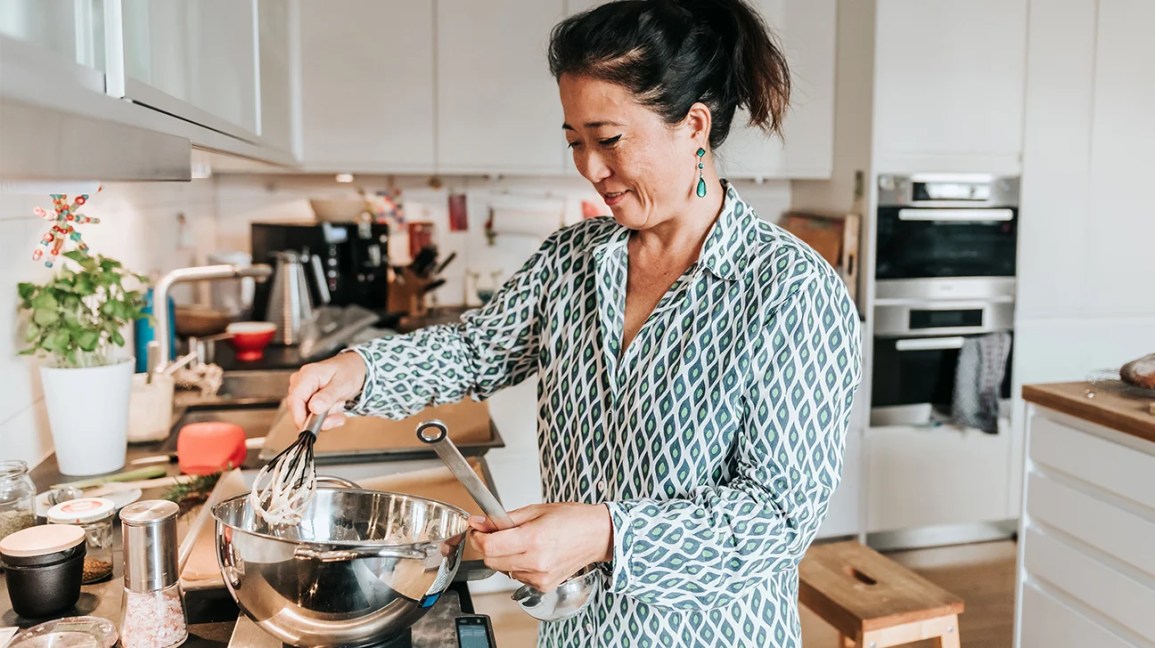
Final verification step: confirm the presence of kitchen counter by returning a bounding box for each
[1015,381,1155,646]
[1021,380,1155,444]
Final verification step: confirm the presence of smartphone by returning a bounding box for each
[455,614,497,648]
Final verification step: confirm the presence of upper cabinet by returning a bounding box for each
[436,0,566,175]
[872,0,1028,174]
[257,0,294,155]
[298,0,436,173]
[121,0,262,141]
[717,0,836,180]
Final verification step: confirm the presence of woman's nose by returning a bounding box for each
[574,150,611,184]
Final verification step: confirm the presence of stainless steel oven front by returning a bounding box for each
[870,299,1013,427]
[875,173,1019,301]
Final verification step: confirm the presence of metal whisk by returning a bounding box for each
[249,409,328,526]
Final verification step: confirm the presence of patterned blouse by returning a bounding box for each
[349,182,862,647]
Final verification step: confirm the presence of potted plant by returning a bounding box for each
[18,252,148,475]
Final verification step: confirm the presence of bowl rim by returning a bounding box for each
[211,487,471,547]
[226,321,277,335]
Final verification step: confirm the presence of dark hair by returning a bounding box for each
[548,0,790,149]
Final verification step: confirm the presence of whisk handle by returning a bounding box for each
[417,419,517,531]
[302,410,327,437]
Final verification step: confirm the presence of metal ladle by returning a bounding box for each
[416,420,602,622]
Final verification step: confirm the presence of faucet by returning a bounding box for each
[150,264,273,377]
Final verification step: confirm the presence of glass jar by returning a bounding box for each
[0,461,36,542]
[46,497,116,583]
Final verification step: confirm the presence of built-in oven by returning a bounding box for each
[875,173,1019,301]
[871,173,1019,427]
[870,300,1013,427]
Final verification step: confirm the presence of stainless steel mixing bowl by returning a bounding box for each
[213,488,469,647]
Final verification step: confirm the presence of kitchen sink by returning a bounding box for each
[216,368,295,400]
[172,368,295,410]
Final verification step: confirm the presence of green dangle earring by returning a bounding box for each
[695,147,707,198]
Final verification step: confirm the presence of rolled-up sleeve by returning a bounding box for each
[604,271,862,610]
[346,233,559,420]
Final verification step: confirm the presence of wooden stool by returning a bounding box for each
[799,541,965,648]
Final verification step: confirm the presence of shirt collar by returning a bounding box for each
[698,181,756,282]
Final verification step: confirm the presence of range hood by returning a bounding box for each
[0,96,191,182]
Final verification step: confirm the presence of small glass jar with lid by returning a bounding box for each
[0,460,36,543]
[47,497,116,583]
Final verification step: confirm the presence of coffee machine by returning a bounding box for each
[250,221,389,321]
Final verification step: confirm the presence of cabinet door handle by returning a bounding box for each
[895,337,966,351]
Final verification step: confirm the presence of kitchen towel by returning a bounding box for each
[951,331,1013,434]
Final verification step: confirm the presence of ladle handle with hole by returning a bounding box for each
[417,419,516,530]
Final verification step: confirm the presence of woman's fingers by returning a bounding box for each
[285,353,367,428]
[469,526,533,558]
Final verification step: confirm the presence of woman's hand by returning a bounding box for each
[469,503,613,592]
[286,352,367,430]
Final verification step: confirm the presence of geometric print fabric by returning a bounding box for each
[350,182,862,647]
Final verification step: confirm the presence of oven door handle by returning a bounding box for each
[894,337,966,351]
[898,208,1014,222]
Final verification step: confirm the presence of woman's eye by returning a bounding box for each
[599,135,622,147]
[566,141,582,149]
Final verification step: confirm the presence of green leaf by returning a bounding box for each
[63,250,88,264]
[33,308,59,326]
[17,283,35,301]
[76,329,100,352]
[110,330,125,347]
[31,291,58,310]
[23,322,40,342]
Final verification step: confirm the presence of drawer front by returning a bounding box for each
[1018,582,1139,648]
[1026,471,1155,579]
[1023,527,1155,640]
[1028,414,1155,510]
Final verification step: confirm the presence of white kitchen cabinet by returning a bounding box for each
[436,0,566,175]
[121,0,261,140]
[297,0,435,173]
[866,423,1011,533]
[256,0,294,155]
[718,0,836,180]
[872,0,1027,174]
[1016,410,1155,647]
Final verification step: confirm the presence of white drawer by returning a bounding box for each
[1026,471,1155,579]
[1028,414,1155,511]
[1018,581,1140,648]
[1023,526,1155,640]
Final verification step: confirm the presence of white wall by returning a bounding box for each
[0,180,219,465]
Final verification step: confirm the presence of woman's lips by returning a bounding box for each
[603,190,627,206]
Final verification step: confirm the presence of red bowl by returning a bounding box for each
[226,322,277,361]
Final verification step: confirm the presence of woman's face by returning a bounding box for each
[559,74,704,231]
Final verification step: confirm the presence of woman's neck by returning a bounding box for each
[630,177,726,264]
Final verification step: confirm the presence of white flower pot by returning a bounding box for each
[40,360,133,476]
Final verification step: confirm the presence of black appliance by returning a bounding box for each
[251,221,389,320]
[871,174,1019,427]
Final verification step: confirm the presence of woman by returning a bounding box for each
[287,0,861,645]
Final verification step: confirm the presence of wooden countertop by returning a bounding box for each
[1023,381,1155,444]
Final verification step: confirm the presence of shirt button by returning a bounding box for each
[585,622,594,634]
[596,480,606,494]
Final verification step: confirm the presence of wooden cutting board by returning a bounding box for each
[261,398,495,461]
[180,459,491,589]
[780,210,861,303]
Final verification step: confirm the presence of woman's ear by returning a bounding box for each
[685,102,713,148]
